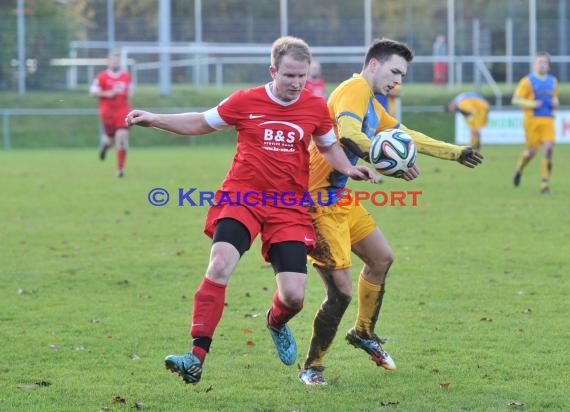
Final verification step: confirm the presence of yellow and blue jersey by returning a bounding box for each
[452,92,489,130]
[309,73,463,203]
[514,74,558,119]
[309,74,399,203]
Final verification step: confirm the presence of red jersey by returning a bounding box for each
[204,83,335,196]
[90,69,132,117]
[305,78,326,98]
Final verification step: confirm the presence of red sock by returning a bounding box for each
[267,291,302,329]
[117,148,126,171]
[190,277,226,361]
[192,346,208,365]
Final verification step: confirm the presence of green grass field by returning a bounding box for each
[1,144,569,411]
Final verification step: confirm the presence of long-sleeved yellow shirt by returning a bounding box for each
[309,73,463,202]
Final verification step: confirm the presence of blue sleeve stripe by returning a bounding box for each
[337,112,362,123]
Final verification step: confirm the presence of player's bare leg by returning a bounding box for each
[115,129,128,177]
[166,241,239,384]
[540,141,554,193]
[301,266,352,384]
[513,147,537,187]
[348,228,396,370]
[99,134,113,161]
[470,129,481,151]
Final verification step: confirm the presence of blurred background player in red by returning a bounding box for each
[89,50,133,178]
[432,34,448,85]
[305,59,326,99]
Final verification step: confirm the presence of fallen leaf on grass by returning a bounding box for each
[439,383,450,389]
[132,402,146,409]
[246,340,255,346]
[480,317,493,322]
[131,354,141,361]
[243,328,253,334]
[17,288,37,295]
[379,400,400,407]
[112,396,126,404]
[17,381,51,391]
[17,385,38,391]
[521,308,532,314]
[506,400,525,407]
[205,385,213,393]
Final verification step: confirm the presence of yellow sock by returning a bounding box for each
[355,274,383,338]
[540,158,551,185]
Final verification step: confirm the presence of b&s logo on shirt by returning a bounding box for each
[260,120,304,153]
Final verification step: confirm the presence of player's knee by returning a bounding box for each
[326,291,352,314]
[374,248,394,272]
[206,253,236,281]
[280,291,305,310]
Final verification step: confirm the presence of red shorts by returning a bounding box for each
[203,190,316,261]
[101,110,130,138]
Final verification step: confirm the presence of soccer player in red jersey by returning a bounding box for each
[89,50,133,178]
[126,36,378,385]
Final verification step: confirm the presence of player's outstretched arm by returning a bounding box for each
[126,110,215,136]
[457,147,484,168]
[400,124,483,168]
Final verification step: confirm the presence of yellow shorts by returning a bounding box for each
[308,202,376,270]
[466,110,489,131]
[524,117,555,148]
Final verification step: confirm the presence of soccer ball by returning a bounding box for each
[369,128,416,177]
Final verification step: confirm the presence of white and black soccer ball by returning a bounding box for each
[369,128,417,177]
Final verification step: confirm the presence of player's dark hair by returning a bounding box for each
[271,36,312,70]
[363,38,414,69]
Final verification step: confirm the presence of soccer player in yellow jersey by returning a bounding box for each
[298,38,483,385]
[512,52,559,194]
[446,92,490,151]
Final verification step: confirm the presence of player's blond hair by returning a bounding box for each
[534,51,551,64]
[271,36,312,70]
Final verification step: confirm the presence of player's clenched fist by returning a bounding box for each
[126,110,157,127]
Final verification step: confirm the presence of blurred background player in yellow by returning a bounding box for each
[375,84,401,121]
[304,59,327,99]
[298,38,483,385]
[512,52,559,194]
[446,92,489,151]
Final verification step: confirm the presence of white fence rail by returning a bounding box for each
[0,107,207,150]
